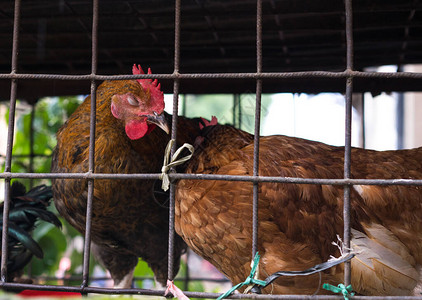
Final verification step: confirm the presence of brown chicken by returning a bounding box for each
[173,121,422,296]
[51,65,201,288]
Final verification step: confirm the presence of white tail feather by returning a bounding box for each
[363,223,416,266]
[350,226,419,296]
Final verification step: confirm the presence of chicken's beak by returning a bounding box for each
[147,112,170,134]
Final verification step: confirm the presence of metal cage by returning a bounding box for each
[2,0,422,299]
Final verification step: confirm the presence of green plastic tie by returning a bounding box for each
[217,252,266,300]
[323,283,354,300]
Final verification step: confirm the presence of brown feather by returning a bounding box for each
[175,123,422,296]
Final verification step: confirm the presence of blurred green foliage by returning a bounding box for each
[2,96,93,284]
[180,93,273,134]
[3,96,82,184]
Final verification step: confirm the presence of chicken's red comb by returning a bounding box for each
[133,64,164,112]
[199,116,218,130]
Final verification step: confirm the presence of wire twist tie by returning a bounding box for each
[160,139,194,191]
[217,252,266,300]
[323,283,354,300]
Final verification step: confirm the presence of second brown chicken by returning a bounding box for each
[175,122,422,296]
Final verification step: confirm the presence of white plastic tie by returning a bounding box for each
[160,139,194,191]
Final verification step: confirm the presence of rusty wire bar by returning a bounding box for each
[4,171,422,186]
[2,70,422,81]
[81,0,99,290]
[251,0,263,259]
[168,83,179,281]
[343,0,354,287]
[167,0,182,282]
[1,0,21,283]
[3,281,422,300]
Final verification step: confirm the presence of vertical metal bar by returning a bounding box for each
[343,78,353,286]
[345,3,354,71]
[252,0,262,258]
[256,0,263,75]
[343,0,354,287]
[397,92,404,149]
[168,79,179,281]
[396,66,404,150]
[10,1,20,75]
[1,0,21,283]
[81,0,99,289]
[173,0,181,76]
[168,0,182,282]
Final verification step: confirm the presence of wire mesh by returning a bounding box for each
[1,0,422,299]
[342,0,354,286]
[80,0,99,289]
[251,0,263,259]
[168,0,182,282]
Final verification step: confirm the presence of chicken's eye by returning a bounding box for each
[127,95,138,106]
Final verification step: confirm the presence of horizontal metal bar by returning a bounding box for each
[160,173,422,186]
[2,282,422,300]
[1,70,422,81]
[2,171,422,186]
[0,282,163,296]
[0,172,160,180]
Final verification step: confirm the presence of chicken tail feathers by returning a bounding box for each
[8,182,62,229]
[17,184,53,203]
[5,223,44,259]
[351,225,419,295]
[1,182,62,264]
